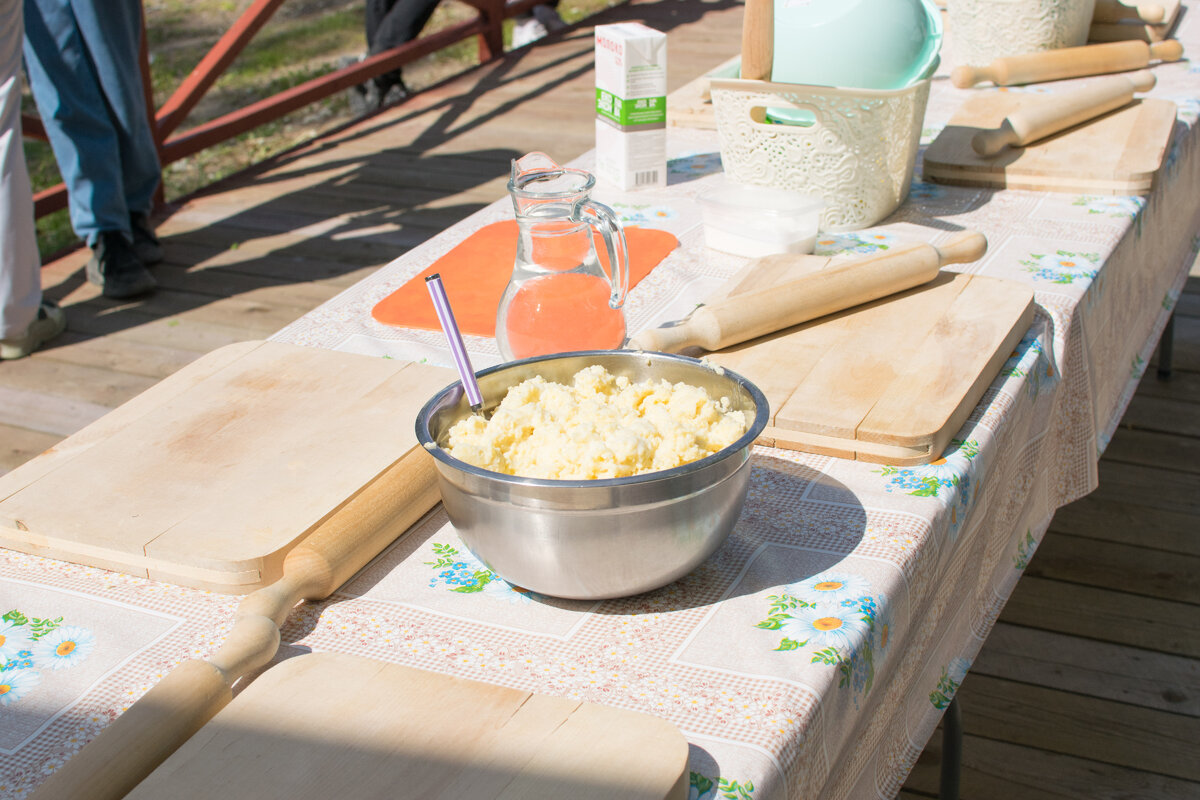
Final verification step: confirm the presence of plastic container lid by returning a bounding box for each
[698,181,824,258]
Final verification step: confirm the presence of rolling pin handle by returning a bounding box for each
[1149,40,1184,62]
[951,65,990,89]
[935,230,988,266]
[1141,4,1167,23]
[971,119,1020,156]
[1129,69,1157,93]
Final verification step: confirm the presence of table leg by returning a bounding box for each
[1157,311,1175,379]
[940,695,962,800]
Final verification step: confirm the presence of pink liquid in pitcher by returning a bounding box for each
[502,273,625,359]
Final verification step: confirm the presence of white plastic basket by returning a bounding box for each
[709,77,931,232]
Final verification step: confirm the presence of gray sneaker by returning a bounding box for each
[0,301,67,360]
[86,231,156,299]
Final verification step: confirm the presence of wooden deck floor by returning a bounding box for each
[3,0,1198,796]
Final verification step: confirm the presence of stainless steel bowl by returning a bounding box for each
[415,350,769,600]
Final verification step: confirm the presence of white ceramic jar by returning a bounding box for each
[947,0,1097,65]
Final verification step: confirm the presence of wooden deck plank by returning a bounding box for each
[950,674,1200,782]
[972,622,1200,715]
[1028,531,1200,604]
[1048,491,1200,556]
[999,575,1200,658]
[906,732,1200,800]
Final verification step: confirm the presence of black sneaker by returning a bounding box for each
[86,231,156,299]
[129,212,164,265]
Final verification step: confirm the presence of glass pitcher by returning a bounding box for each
[496,152,630,361]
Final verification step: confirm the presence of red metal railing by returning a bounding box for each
[23,0,549,219]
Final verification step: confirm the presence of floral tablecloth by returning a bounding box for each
[4,9,1199,800]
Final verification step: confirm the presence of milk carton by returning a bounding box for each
[594,23,667,191]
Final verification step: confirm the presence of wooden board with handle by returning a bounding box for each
[923,91,1178,194]
[699,244,1035,465]
[1090,0,1180,42]
[125,652,689,800]
[0,340,456,593]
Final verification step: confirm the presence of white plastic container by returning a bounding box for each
[698,180,823,257]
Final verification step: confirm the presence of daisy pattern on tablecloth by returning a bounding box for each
[1020,250,1100,285]
[0,620,35,662]
[875,440,982,538]
[783,572,871,606]
[1070,195,1144,219]
[779,604,870,652]
[814,231,896,257]
[0,668,41,706]
[756,573,887,703]
[33,626,96,671]
[609,201,678,226]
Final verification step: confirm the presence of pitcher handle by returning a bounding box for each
[576,199,630,310]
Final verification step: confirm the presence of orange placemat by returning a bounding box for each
[371,220,678,337]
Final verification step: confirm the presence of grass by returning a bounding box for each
[23,0,620,260]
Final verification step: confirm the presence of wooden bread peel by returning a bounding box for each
[951,39,1183,88]
[1090,0,1180,42]
[924,87,1177,194]
[30,439,448,800]
[628,230,988,353]
[1092,0,1166,23]
[124,653,689,800]
[970,70,1156,156]
[630,230,1035,466]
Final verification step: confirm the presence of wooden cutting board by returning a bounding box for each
[1090,0,1180,42]
[125,652,689,800]
[0,341,455,593]
[923,93,1177,194]
[707,255,1035,465]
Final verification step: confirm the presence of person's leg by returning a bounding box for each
[68,0,160,221]
[371,0,440,53]
[0,0,65,356]
[22,0,129,245]
[1,0,41,338]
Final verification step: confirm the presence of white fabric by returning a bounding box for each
[0,0,42,339]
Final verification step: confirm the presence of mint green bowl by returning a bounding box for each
[771,0,943,91]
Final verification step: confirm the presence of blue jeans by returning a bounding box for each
[22,0,161,246]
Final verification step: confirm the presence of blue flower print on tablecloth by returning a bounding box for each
[755,572,884,704]
[814,231,896,257]
[424,542,537,603]
[689,773,756,799]
[929,657,972,710]
[907,180,946,203]
[1020,250,1100,285]
[609,201,678,227]
[875,439,981,538]
[1001,332,1059,400]
[667,151,724,179]
[1070,195,1144,220]
[0,610,95,706]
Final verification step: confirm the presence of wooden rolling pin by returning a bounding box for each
[29,448,441,800]
[1093,0,1166,23]
[627,230,988,353]
[740,0,773,81]
[972,70,1157,156]
[951,39,1183,88]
